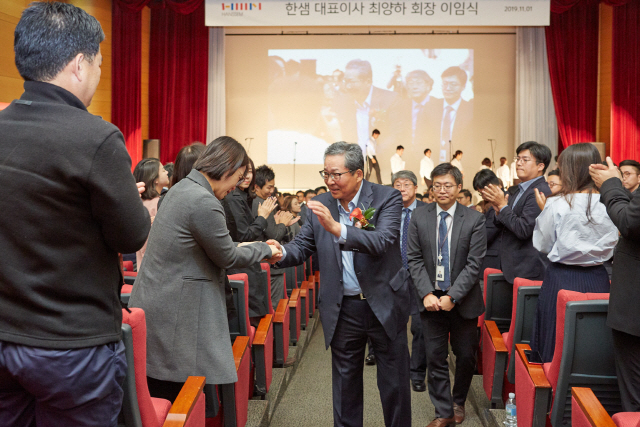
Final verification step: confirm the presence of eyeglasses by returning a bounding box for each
[513,156,535,164]
[319,170,354,181]
[548,182,561,188]
[622,171,639,178]
[432,183,457,191]
[394,183,416,190]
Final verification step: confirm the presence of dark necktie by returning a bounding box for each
[438,211,451,291]
[401,208,411,269]
[441,106,454,143]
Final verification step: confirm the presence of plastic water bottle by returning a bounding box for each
[505,393,517,427]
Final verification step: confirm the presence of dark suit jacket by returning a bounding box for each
[223,188,268,242]
[398,96,443,149]
[277,180,411,348]
[493,176,551,283]
[482,207,502,271]
[599,178,640,336]
[433,98,474,157]
[407,202,487,319]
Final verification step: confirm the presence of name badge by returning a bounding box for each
[436,265,445,282]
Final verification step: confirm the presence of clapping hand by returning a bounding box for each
[287,216,301,227]
[589,156,622,188]
[275,211,294,226]
[257,197,278,219]
[307,201,341,238]
[534,188,547,211]
[482,184,508,211]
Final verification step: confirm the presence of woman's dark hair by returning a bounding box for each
[281,195,298,214]
[133,158,161,201]
[14,2,104,82]
[238,158,257,203]
[453,150,463,159]
[481,158,492,167]
[473,168,500,191]
[171,143,206,187]
[556,143,601,222]
[194,136,248,181]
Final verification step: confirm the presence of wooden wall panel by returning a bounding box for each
[597,3,613,155]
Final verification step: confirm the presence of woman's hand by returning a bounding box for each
[287,216,301,227]
[534,188,547,211]
[136,182,145,197]
[258,197,278,219]
[275,211,294,226]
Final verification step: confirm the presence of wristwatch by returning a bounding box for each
[447,295,457,305]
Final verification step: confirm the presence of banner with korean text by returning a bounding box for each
[205,0,550,26]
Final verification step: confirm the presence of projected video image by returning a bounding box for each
[267,49,474,172]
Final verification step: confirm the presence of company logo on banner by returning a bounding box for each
[205,0,550,26]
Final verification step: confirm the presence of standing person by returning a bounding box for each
[479,158,492,170]
[473,169,504,271]
[133,158,169,269]
[547,169,562,196]
[529,143,617,363]
[590,156,640,412]
[0,3,151,425]
[481,141,552,284]
[496,157,511,189]
[300,188,317,226]
[365,129,383,184]
[275,142,412,427]
[619,159,640,195]
[420,148,435,189]
[281,195,303,241]
[456,189,473,208]
[407,163,486,427]
[451,150,464,183]
[390,145,406,175]
[393,171,428,392]
[296,190,305,203]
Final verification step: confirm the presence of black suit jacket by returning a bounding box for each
[494,177,551,283]
[482,207,502,271]
[407,202,487,318]
[223,188,268,242]
[277,180,411,348]
[599,178,640,336]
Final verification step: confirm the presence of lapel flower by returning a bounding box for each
[349,205,376,230]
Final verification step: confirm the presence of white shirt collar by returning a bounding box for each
[444,97,462,112]
[436,201,457,218]
[412,95,430,109]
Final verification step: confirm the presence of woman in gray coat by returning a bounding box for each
[129,137,280,398]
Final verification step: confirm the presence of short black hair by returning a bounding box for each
[304,189,317,197]
[459,189,472,199]
[254,165,275,188]
[548,168,560,177]
[441,66,468,88]
[416,193,423,199]
[296,190,304,195]
[481,158,491,167]
[397,145,405,151]
[164,163,174,181]
[431,162,463,185]
[372,129,380,135]
[619,160,640,174]
[315,186,327,193]
[472,168,500,191]
[14,2,105,82]
[516,141,552,174]
[424,148,431,155]
[194,136,248,181]
[454,150,463,158]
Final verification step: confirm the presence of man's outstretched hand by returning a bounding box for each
[307,201,342,238]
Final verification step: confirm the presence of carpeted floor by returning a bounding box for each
[270,320,484,427]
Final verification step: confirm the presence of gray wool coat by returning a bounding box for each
[129,170,272,384]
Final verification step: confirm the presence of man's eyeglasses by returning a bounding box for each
[432,183,457,191]
[622,171,639,178]
[513,156,535,164]
[394,183,416,190]
[319,170,354,181]
[548,182,561,188]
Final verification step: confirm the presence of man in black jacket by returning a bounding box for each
[0,3,150,426]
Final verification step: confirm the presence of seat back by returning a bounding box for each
[485,271,512,333]
[549,291,620,427]
[479,268,502,327]
[228,274,250,341]
[296,263,305,286]
[506,279,542,383]
[284,266,297,297]
[121,308,161,427]
[260,263,275,313]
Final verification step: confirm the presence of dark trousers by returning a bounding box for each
[0,340,126,427]
[331,298,411,427]
[410,305,427,382]
[421,305,478,418]
[612,328,640,412]
[366,157,382,184]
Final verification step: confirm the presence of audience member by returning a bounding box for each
[296,190,305,203]
[547,169,562,196]
[315,186,328,194]
[281,195,303,241]
[456,189,473,208]
[163,162,174,193]
[408,163,486,427]
[299,189,317,225]
[481,141,552,284]
[129,137,281,412]
[393,170,428,393]
[391,145,406,175]
[133,158,169,268]
[496,157,511,189]
[0,3,150,424]
[590,156,640,412]
[169,143,205,188]
[223,158,279,322]
[365,129,383,184]
[420,148,435,189]
[619,159,640,194]
[530,143,618,363]
[451,150,464,182]
[473,169,503,271]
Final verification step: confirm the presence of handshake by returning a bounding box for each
[239,239,283,264]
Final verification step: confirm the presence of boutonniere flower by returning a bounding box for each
[349,205,376,230]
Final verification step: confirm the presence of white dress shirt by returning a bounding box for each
[451,158,464,175]
[390,153,405,174]
[366,136,376,159]
[533,194,619,266]
[435,202,457,289]
[420,156,434,181]
[496,164,512,189]
[441,97,462,140]
[510,162,517,183]
[356,87,373,157]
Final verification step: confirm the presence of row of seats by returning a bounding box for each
[479,268,621,427]
[119,257,320,427]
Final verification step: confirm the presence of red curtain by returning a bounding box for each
[609,0,640,162]
[149,2,208,164]
[112,1,143,168]
[546,0,600,148]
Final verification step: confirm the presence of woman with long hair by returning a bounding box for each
[280,194,303,241]
[530,143,618,362]
[133,158,169,268]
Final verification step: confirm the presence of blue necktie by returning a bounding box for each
[401,208,411,270]
[438,211,451,291]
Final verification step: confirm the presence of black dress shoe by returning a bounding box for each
[411,379,427,392]
[365,354,376,365]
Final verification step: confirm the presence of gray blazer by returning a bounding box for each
[407,202,487,319]
[129,170,272,384]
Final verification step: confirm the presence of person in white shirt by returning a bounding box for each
[365,129,382,184]
[510,160,518,186]
[451,150,464,185]
[530,143,618,363]
[420,148,435,189]
[496,157,512,190]
[390,145,406,178]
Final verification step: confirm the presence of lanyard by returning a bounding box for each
[437,214,452,266]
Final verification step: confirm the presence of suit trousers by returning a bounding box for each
[421,304,478,418]
[612,328,640,412]
[366,157,382,184]
[0,340,126,427]
[410,301,428,381]
[331,297,411,427]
